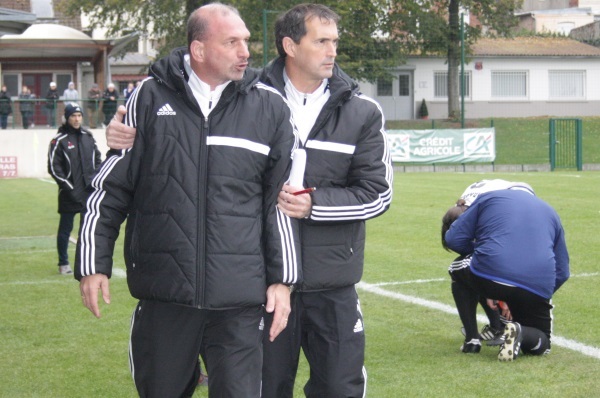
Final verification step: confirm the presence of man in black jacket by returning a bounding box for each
[260,5,392,397]
[76,4,300,397]
[48,103,101,275]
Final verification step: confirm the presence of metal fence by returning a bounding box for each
[549,118,583,171]
[0,98,126,129]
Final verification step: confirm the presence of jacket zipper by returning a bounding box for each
[197,114,210,308]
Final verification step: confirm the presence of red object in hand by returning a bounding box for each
[292,187,316,196]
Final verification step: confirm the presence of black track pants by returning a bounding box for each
[129,300,264,398]
[262,285,366,398]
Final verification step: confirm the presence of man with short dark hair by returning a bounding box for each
[260,4,392,397]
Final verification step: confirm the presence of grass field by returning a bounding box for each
[1,172,599,397]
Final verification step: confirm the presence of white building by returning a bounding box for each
[360,36,600,120]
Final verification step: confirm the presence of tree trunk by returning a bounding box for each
[447,0,460,121]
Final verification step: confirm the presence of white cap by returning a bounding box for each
[50,82,56,87]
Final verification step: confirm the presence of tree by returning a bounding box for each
[58,0,404,83]
[60,0,520,115]
[58,0,208,60]
[390,0,521,120]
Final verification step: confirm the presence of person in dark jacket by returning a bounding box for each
[443,189,570,362]
[101,83,118,126]
[19,85,34,129]
[48,103,102,275]
[123,81,136,103]
[259,5,393,397]
[76,4,301,397]
[45,82,59,127]
[0,85,12,129]
[86,83,102,128]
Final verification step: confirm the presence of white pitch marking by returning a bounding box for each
[357,281,600,360]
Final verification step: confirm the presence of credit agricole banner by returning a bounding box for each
[386,128,495,163]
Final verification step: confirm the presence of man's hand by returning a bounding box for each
[487,298,512,321]
[106,105,136,150]
[277,184,312,219]
[265,283,292,342]
[80,274,111,318]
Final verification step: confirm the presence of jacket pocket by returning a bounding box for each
[124,213,140,272]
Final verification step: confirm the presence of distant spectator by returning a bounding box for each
[0,85,12,129]
[19,85,34,129]
[63,81,79,101]
[45,82,60,127]
[102,83,119,127]
[87,83,102,128]
[123,82,136,103]
[47,103,102,275]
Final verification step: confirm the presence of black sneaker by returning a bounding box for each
[461,324,505,346]
[461,338,482,353]
[480,324,505,346]
[498,322,523,361]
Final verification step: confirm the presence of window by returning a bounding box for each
[549,70,585,99]
[398,75,409,97]
[491,71,527,98]
[434,71,471,98]
[377,77,392,96]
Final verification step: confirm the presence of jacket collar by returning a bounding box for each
[261,57,358,104]
[150,47,260,101]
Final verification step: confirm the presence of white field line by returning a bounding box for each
[371,278,446,286]
[371,273,598,286]
[357,281,600,360]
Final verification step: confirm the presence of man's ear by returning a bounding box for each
[190,40,204,62]
[282,37,296,58]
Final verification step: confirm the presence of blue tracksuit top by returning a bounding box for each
[445,189,569,299]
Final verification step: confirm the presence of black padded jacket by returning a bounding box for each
[75,48,301,309]
[261,58,393,291]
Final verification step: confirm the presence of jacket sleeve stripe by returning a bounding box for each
[276,206,299,284]
[78,151,128,277]
[124,77,151,127]
[359,93,395,190]
[309,94,394,222]
[79,189,106,276]
[48,134,74,190]
[206,136,270,156]
[310,188,392,221]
